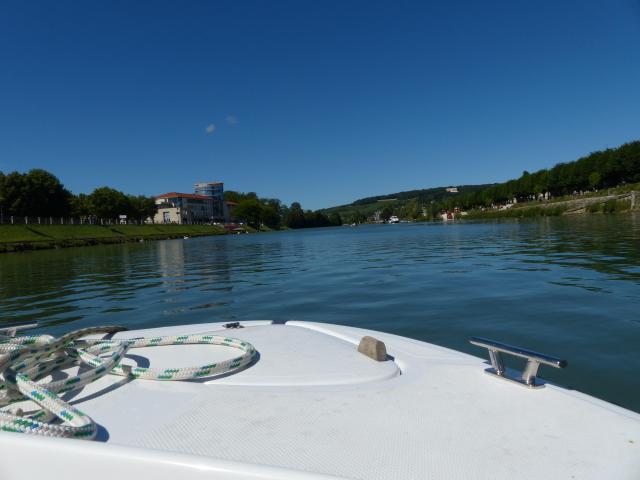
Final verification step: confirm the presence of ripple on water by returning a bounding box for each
[1,217,640,412]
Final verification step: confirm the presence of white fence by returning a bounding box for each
[0,216,223,226]
[0,216,148,226]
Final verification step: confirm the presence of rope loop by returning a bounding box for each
[0,326,257,439]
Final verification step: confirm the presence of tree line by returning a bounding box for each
[330,139,640,222]
[0,168,342,229]
[225,191,342,229]
[351,184,490,207]
[0,169,163,222]
[441,140,640,211]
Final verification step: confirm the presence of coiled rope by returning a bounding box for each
[0,326,257,439]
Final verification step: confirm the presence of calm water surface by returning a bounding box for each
[1,215,639,412]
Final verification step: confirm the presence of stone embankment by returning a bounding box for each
[532,191,637,214]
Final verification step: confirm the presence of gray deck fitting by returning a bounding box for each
[357,336,388,361]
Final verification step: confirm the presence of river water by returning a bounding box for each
[1,215,639,412]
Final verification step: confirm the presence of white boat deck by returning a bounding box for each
[1,321,639,479]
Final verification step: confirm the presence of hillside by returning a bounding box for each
[322,140,640,222]
[321,184,493,220]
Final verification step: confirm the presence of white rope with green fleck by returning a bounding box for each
[0,326,257,439]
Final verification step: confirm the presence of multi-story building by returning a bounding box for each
[194,182,224,199]
[154,192,215,224]
[194,182,224,221]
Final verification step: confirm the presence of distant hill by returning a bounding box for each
[321,140,640,222]
[321,184,493,219]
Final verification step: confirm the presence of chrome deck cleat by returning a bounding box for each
[469,336,567,388]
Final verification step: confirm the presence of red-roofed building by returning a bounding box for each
[156,192,211,201]
[154,192,216,224]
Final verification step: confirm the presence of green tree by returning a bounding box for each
[0,172,5,220]
[224,191,242,203]
[89,187,130,220]
[0,169,72,217]
[233,198,263,227]
[305,211,331,227]
[2,172,27,216]
[401,199,421,219]
[127,195,157,222]
[286,202,306,228]
[328,212,343,226]
[380,206,393,221]
[260,204,280,229]
[224,191,258,203]
[589,171,602,189]
[349,210,367,224]
[70,193,93,217]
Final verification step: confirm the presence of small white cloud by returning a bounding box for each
[225,115,238,125]
[205,123,216,134]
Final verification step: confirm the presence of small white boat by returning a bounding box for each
[1,320,639,479]
[388,215,400,224]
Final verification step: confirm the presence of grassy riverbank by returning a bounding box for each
[0,224,232,253]
[465,188,637,220]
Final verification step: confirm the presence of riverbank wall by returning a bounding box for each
[0,224,235,253]
[465,191,638,220]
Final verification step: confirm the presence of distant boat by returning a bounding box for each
[388,215,400,224]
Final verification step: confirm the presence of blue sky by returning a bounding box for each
[1,0,639,210]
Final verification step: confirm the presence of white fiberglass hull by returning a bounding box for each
[1,320,639,479]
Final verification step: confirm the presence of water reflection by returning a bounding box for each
[157,239,186,286]
[1,215,639,411]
